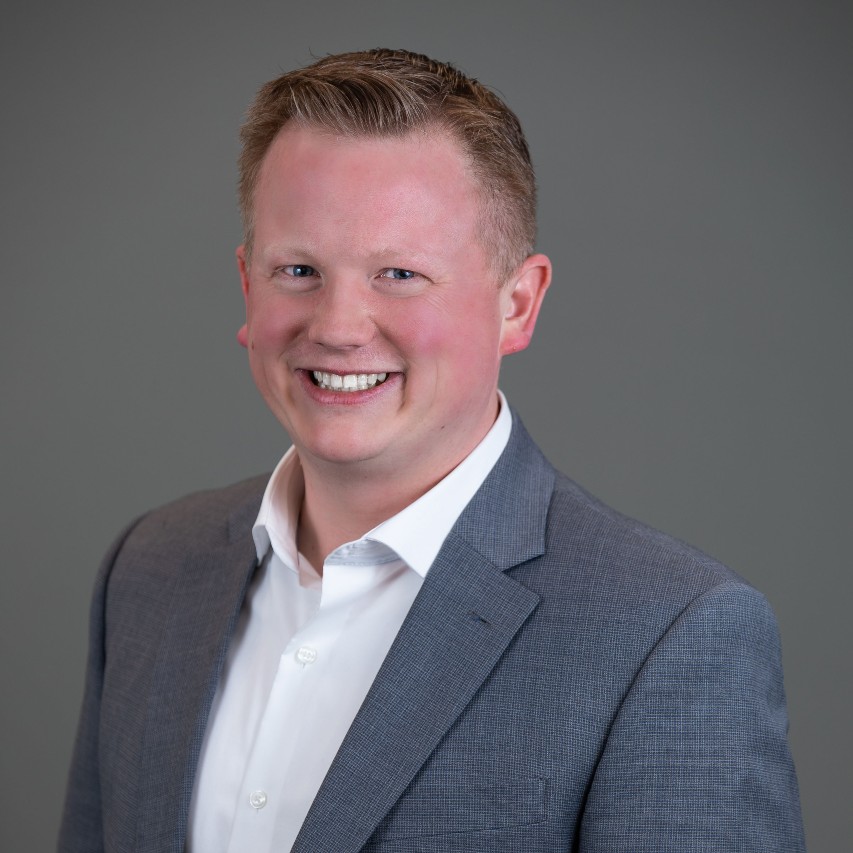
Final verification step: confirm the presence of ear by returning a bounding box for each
[499,253,552,355]
[236,245,250,348]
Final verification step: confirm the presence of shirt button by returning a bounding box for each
[249,790,267,810]
[295,645,318,665]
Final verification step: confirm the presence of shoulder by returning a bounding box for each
[522,467,770,660]
[548,470,744,587]
[120,473,269,555]
[95,473,268,604]
[90,474,268,636]
[494,412,750,606]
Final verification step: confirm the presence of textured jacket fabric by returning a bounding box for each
[59,413,805,852]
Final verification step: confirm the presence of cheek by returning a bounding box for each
[247,295,302,349]
[392,309,447,356]
[386,295,502,373]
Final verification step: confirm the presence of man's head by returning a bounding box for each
[236,51,550,493]
[238,48,536,283]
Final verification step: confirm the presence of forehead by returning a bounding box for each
[256,123,476,208]
[263,118,473,166]
[252,124,485,258]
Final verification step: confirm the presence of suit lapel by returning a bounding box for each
[134,490,262,853]
[292,540,540,853]
[293,415,555,853]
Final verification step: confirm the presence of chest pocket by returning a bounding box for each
[370,773,548,841]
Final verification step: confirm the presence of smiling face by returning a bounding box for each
[238,123,549,491]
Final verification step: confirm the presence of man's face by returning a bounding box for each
[238,124,548,486]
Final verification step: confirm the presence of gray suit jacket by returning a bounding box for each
[59,414,805,852]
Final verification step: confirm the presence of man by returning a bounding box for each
[59,49,805,852]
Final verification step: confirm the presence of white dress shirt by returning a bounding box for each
[186,392,511,852]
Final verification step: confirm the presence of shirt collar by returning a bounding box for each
[251,448,302,568]
[364,391,511,576]
[252,390,512,577]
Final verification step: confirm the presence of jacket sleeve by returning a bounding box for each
[579,581,806,852]
[57,518,143,853]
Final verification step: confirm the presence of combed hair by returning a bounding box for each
[239,49,537,281]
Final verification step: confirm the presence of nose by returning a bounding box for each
[307,278,375,349]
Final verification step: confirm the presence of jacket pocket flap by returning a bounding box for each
[372,774,548,840]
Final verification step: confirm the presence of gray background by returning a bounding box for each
[2,1,850,849]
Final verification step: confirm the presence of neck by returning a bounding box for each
[297,457,450,573]
[294,397,502,571]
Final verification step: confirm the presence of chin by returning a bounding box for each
[298,432,390,467]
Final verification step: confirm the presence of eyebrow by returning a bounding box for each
[257,244,318,263]
[258,243,437,267]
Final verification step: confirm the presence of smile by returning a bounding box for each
[312,371,389,392]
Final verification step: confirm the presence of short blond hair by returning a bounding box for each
[239,49,537,281]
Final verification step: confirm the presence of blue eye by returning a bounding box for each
[382,268,416,280]
[285,265,317,277]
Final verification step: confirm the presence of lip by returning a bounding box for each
[296,368,402,405]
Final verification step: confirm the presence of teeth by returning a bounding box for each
[312,371,388,392]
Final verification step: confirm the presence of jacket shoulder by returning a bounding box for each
[536,470,753,614]
[121,473,269,555]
